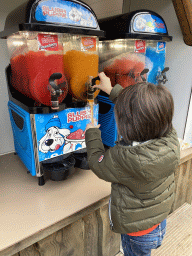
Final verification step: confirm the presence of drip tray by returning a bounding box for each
[42,155,75,181]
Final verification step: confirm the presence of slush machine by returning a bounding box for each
[97,10,172,147]
[0,0,104,185]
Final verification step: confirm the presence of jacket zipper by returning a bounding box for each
[108,197,114,229]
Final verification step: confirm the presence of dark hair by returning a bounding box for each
[114,82,174,143]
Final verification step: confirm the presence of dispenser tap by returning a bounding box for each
[140,68,149,82]
[85,76,100,124]
[86,76,100,100]
[156,67,169,85]
[48,73,66,110]
[128,70,135,80]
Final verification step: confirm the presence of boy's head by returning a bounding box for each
[114,82,174,143]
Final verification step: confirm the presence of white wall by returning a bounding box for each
[0,0,27,155]
[83,0,123,19]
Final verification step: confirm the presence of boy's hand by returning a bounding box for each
[85,123,100,132]
[92,72,112,95]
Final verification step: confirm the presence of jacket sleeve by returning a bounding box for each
[109,84,123,103]
[85,128,121,183]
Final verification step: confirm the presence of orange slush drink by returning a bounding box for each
[63,50,99,100]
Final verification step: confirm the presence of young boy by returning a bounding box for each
[85,72,180,256]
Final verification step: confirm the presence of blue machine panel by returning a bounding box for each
[9,100,99,173]
[145,42,166,84]
[35,104,99,162]
[8,101,36,176]
[97,95,117,147]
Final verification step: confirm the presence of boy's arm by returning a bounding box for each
[109,84,123,104]
[93,72,123,103]
[85,128,121,183]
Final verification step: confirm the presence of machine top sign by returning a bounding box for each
[99,10,172,41]
[0,0,105,38]
[35,0,98,28]
[133,13,168,34]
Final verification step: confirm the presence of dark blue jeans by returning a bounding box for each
[121,219,167,256]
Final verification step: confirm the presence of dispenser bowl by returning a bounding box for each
[42,155,76,181]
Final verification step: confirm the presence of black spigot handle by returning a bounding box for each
[91,76,100,86]
[128,70,135,79]
[140,68,149,76]
[49,73,62,91]
[140,69,149,82]
[162,67,169,74]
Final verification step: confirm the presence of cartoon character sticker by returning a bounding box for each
[39,116,87,158]
[39,116,70,156]
[37,105,99,161]
[68,8,94,27]
[69,7,82,22]
[135,17,146,30]
[133,14,167,34]
[135,16,155,32]
[63,129,86,153]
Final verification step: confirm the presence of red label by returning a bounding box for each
[42,5,67,18]
[67,110,90,123]
[98,155,104,163]
[81,37,96,51]
[155,22,165,29]
[38,34,59,51]
[135,40,146,53]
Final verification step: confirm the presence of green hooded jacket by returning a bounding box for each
[85,84,180,234]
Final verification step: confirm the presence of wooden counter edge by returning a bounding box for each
[180,147,192,165]
[0,195,110,256]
